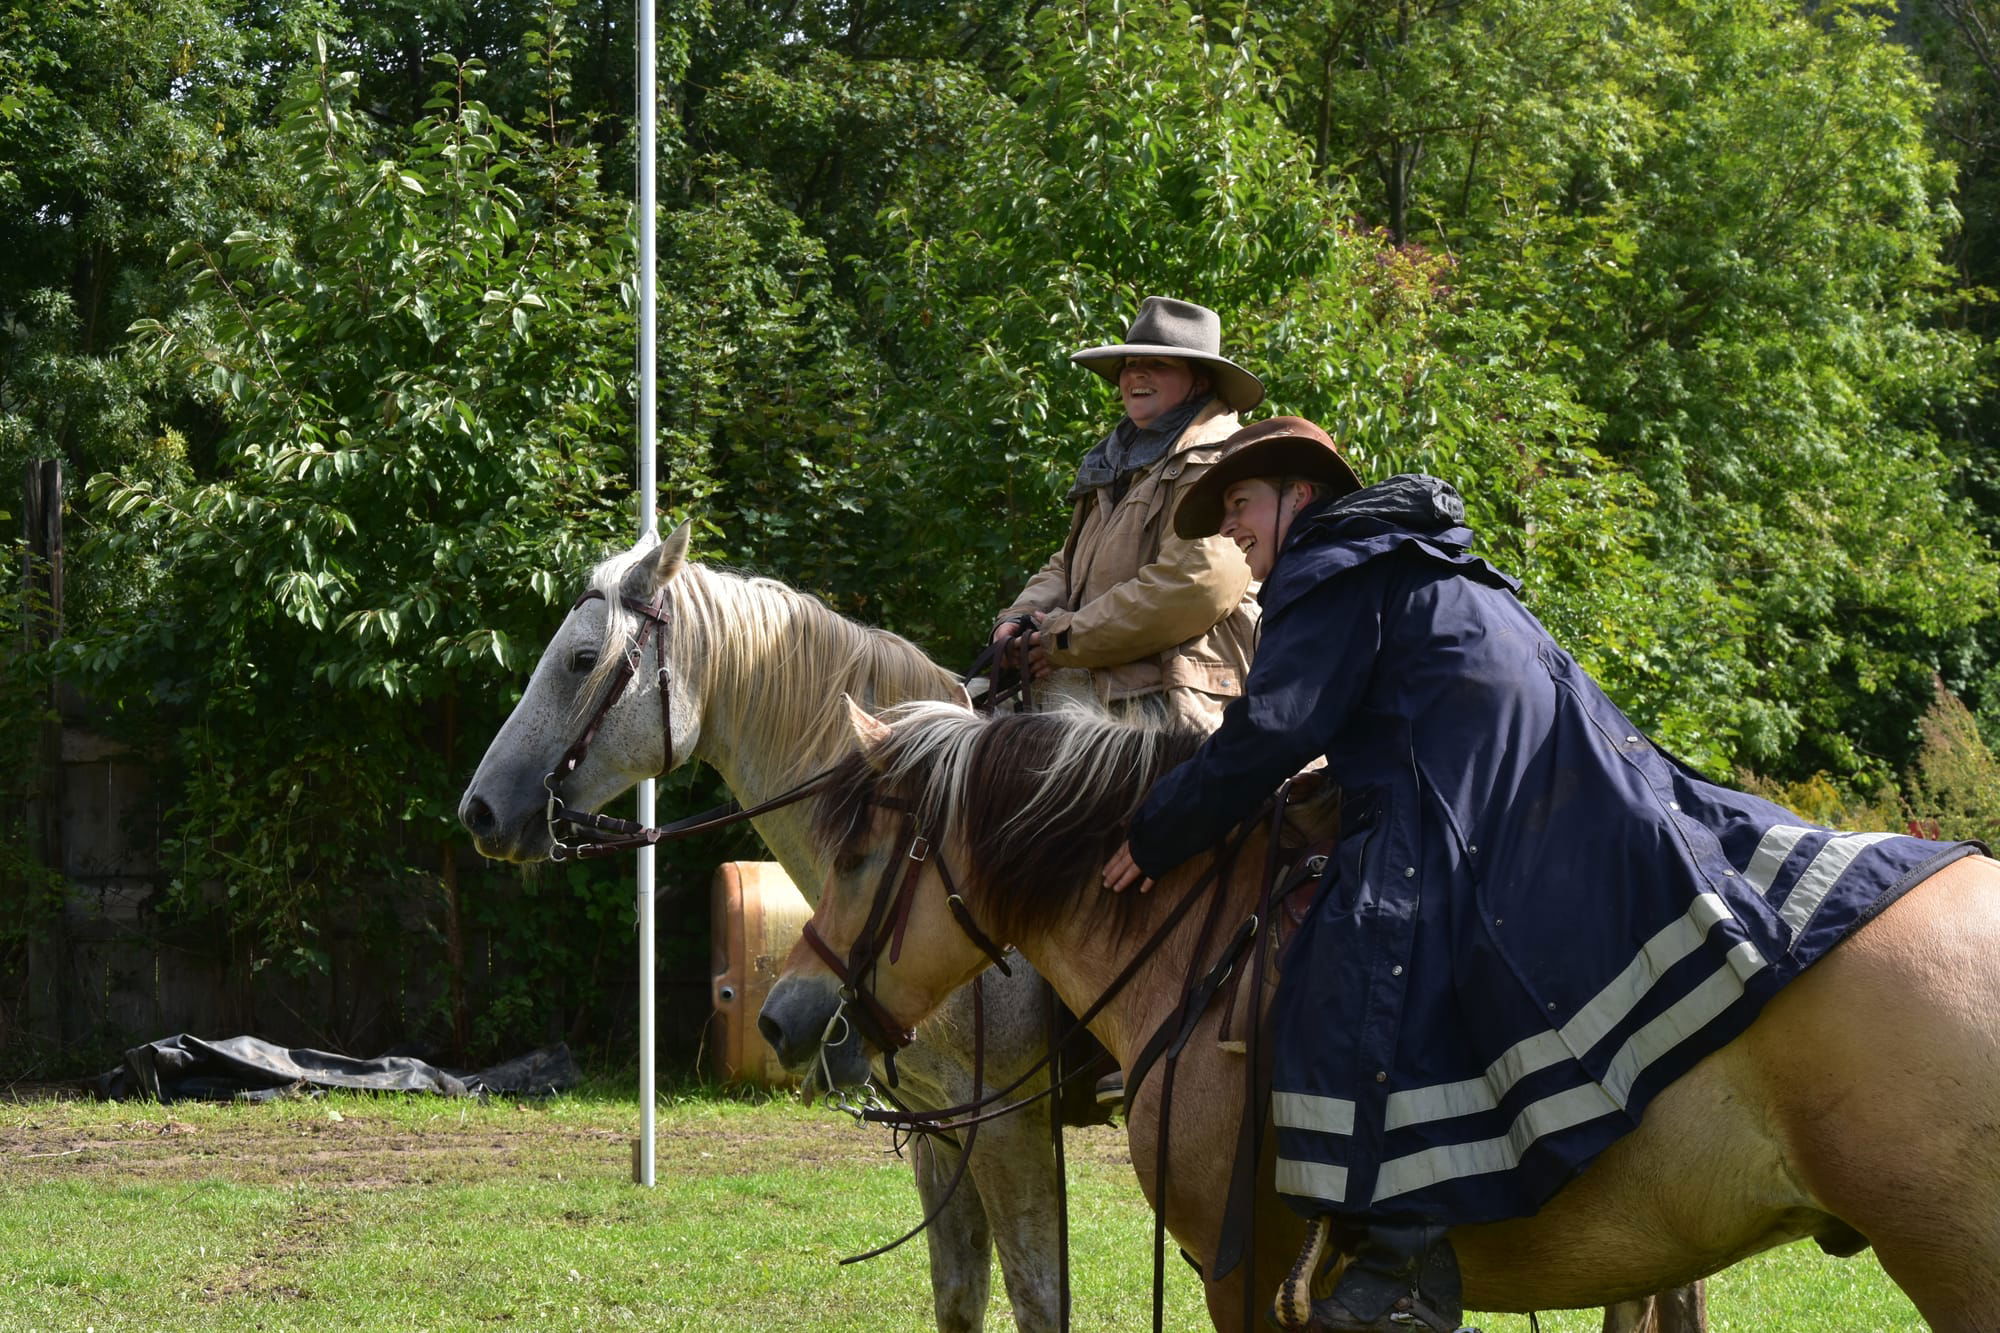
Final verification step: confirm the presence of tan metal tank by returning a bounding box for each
[708,861,812,1086]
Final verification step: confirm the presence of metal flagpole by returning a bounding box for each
[633,0,659,1188]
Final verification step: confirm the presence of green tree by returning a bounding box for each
[78,43,638,1009]
[1261,0,1997,776]
[1488,0,1993,777]
[846,0,1651,679]
[0,0,340,482]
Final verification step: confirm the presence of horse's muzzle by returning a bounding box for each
[760,973,871,1088]
[457,788,552,863]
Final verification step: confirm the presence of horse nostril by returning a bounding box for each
[461,794,497,837]
[757,1012,787,1059]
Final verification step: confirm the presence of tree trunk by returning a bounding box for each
[22,459,67,1055]
[441,687,469,1065]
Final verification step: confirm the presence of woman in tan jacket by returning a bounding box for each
[993,296,1263,729]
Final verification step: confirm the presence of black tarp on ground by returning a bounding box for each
[93,1034,580,1102]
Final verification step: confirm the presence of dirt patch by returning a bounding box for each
[0,1080,91,1104]
[196,1193,338,1304]
[0,1101,1135,1189]
[0,1113,628,1188]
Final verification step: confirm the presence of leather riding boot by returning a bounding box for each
[1309,1223,1472,1333]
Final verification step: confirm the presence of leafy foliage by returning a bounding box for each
[6,0,2000,1062]
[75,44,638,984]
[1256,0,1999,774]
[842,0,1635,664]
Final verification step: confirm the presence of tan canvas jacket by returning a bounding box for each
[998,400,1258,705]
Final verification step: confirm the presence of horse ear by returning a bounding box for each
[624,521,692,600]
[844,695,892,764]
[948,680,973,711]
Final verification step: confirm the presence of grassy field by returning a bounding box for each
[0,1082,1925,1331]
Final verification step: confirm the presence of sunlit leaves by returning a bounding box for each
[56,40,640,971]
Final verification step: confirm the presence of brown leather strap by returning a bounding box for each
[886,830,929,966]
[544,586,680,860]
[1148,830,1245,1333]
[796,813,929,1053]
[936,854,1014,976]
[836,975,986,1266]
[799,920,917,1052]
[1047,978,1073,1330]
[862,815,1258,1136]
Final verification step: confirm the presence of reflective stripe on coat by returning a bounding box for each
[1129,474,1980,1226]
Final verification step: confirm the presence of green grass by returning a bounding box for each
[0,1086,1925,1330]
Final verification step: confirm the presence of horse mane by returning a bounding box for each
[812,701,1212,946]
[582,542,963,784]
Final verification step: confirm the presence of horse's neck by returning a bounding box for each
[1022,840,1271,1069]
[685,574,955,899]
[693,711,838,900]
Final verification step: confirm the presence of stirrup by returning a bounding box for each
[1272,1214,1338,1331]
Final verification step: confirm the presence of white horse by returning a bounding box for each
[457,522,1069,1332]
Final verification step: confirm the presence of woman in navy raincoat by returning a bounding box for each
[1103,418,1975,1333]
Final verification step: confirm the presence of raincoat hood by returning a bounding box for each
[1261,473,1517,618]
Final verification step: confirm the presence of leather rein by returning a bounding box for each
[808,782,1325,1333]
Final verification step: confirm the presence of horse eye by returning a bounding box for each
[568,649,598,674]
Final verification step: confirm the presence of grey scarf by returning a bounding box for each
[1067,394,1213,503]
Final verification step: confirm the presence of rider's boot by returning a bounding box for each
[1272,1217,1473,1333]
[1313,1222,1466,1332]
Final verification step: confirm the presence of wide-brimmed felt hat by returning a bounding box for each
[1070,296,1265,413]
[1173,416,1364,538]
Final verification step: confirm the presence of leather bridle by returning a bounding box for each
[540,584,835,860]
[542,586,675,861]
[807,788,1267,1135]
[797,795,1014,1081]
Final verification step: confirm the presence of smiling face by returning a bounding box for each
[1118,355,1209,428]
[1218,477,1314,580]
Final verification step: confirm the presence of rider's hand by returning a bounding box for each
[1024,630,1057,680]
[991,613,1044,669]
[1103,840,1154,894]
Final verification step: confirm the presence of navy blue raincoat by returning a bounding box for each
[1127,475,1977,1227]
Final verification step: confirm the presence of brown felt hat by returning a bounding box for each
[1173,416,1364,538]
[1069,296,1265,413]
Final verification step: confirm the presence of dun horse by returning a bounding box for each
[762,700,1999,1331]
[457,524,1071,1332]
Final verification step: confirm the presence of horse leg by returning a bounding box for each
[1601,1282,1708,1333]
[912,1132,993,1333]
[1755,857,2000,1332]
[962,1103,1065,1332]
[1790,1083,2000,1333]
[1798,1104,2000,1333]
[1870,1236,2000,1333]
